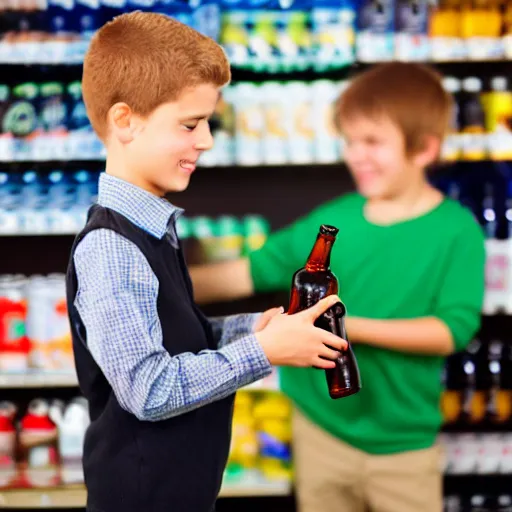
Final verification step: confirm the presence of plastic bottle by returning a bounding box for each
[394,0,430,61]
[483,183,507,314]
[232,83,264,166]
[282,81,314,164]
[19,399,59,488]
[260,81,288,165]
[460,77,487,161]
[356,0,395,62]
[441,76,462,161]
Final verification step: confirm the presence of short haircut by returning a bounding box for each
[82,11,231,140]
[335,62,452,155]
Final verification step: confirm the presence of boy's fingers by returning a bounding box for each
[320,345,342,361]
[254,306,284,332]
[313,357,336,370]
[301,295,341,321]
[321,332,348,351]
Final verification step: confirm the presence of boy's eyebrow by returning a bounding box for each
[180,112,215,122]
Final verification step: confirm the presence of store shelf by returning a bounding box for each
[221,479,292,497]
[0,41,88,65]
[1,41,512,66]
[0,371,279,391]
[0,486,86,509]
[0,136,105,163]
[0,372,78,389]
[0,479,292,508]
[0,231,79,237]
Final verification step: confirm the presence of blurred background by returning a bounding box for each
[1,0,512,510]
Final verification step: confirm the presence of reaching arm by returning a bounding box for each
[74,230,271,423]
[189,258,254,305]
[190,205,332,305]
[346,316,455,355]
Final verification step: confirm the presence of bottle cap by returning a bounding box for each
[320,224,339,237]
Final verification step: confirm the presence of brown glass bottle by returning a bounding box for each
[288,224,361,399]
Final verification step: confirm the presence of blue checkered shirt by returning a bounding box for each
[73,173,271,422]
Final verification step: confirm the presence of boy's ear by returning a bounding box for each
[411,134,441,168]
[107,102,144,144]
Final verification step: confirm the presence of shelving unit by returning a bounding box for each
[0,372,278,391]
[3,3,512,511]
[0,487,86,509]
[0,373,78,389]
[0,479,292,508]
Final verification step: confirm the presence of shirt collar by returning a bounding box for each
[97,173,183,240]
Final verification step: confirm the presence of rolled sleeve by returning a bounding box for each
[434,222,485,352]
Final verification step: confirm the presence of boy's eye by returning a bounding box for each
[183,124,197,131]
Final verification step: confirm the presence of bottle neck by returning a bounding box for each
[305,233,335,272]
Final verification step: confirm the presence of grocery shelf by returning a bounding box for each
[0,372,78,389]
[0,480,292,508]
[2,41,512,66]
[0,231,78,238]
[220,479,292,497]
[0,486,86,509]
[0,371,280,392]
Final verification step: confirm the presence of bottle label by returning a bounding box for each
[485,251,509,291]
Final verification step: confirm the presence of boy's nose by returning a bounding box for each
[194,121,214,151]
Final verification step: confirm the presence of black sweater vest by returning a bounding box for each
[66,205,234,512]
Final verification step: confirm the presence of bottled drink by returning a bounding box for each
[288,224,361,399]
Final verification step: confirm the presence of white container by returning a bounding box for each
[311,80,343,164]
[52,398,90,484]
[476,434,502,474]
[260,82,288,165]
[26,275,71,371]
[450,434,479,475]
[232,83,264,166]
[283,82,314,165]
[483,238,509,315]
[500,433,512,474]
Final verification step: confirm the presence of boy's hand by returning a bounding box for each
[254,307,285,332]
[255,295,347,369]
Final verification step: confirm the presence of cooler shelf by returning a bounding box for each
[0,373,78,389]
[0,372,279,391]
[0,480,292,508]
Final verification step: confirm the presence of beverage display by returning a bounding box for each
[1,391,289,490]
[287,224,361,399]
[227,391,293,484]
[3,75,512,164]
[4,0,512,65]
[0,274,74,375]
[440,431,512,475]
[442,338,512,426]
[18,399,60,488]
[0,81,103,162]
[444,493,512,511]
[0,170,98,235]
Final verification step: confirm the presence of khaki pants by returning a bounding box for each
[292,408,443,512]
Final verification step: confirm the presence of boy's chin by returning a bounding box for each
[165,177,191,194]
[356,184,388,200]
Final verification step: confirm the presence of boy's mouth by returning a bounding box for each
[179,160,196,174]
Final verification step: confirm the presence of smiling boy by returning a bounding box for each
[191,63,486,511]
[65,12,346,512]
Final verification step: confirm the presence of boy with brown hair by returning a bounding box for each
[65,11,347,512]
[191,62,486,512]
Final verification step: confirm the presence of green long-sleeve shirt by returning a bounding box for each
[249,193,485,454]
